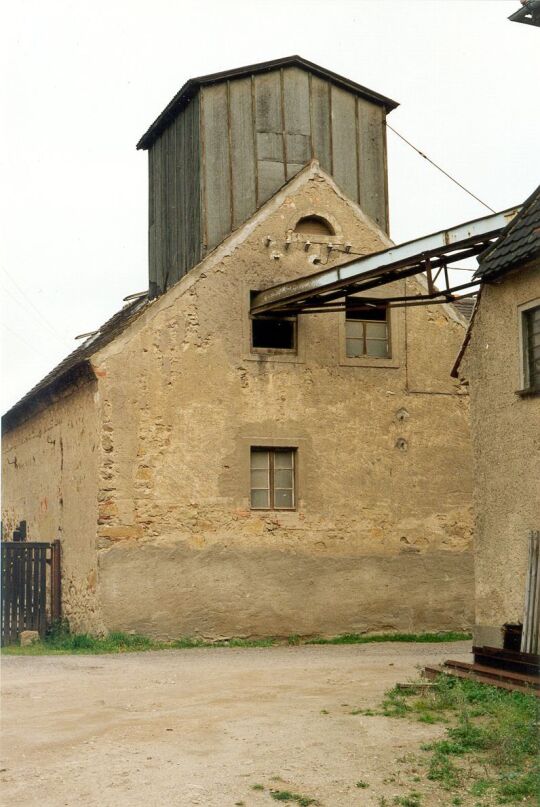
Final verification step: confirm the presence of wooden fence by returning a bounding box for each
[1,540,61,646]
[521,530,540,655]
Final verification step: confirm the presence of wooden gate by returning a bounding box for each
[1,540,61,645]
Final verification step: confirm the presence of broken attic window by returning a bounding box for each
[250,293,296,351]
[345,298,390,359]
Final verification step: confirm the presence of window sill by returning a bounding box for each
[250,508,297,512]
[250,348,297,356]
[515,388,540,398]
[245,351,304,365]
[339,355,400,369]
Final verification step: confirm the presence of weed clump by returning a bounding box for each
[393,793,422,807]
[270,790,319,806]
[382,675,538,803]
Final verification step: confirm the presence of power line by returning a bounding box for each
[1,321,53,362]
[0,280,71,348]
[386,124,496,214]
[0,266,73,347]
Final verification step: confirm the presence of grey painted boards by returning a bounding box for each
[357,99,388,231]
[142,58,396,297]
[148,95,201,297]
[330,85,359,204]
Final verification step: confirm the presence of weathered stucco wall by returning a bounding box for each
[462,260,540,648]
[1,381,101,632]
[91,166,474,639]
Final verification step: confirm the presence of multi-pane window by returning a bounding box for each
[523,305,540,391]
[345,299,390,358]
[250,448,295,510]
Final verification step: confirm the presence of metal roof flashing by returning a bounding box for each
[136,55,399,151]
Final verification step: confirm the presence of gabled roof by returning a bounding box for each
[2,296,149,433]
[2,160,387,433]
[452,185,540,379]
[136,55,399,151]
[475,184,540,280]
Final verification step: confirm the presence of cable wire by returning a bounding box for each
[0,266,73,347]
[386,124,496,213]
[1,322,53,361]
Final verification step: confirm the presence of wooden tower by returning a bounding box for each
[137,56,398,297]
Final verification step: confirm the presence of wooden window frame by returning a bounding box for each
[250,447,296,511]
[345,300,391,359]
[250,314,298,355]
[519,301,540,396]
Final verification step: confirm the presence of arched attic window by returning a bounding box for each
[294,215,335,236]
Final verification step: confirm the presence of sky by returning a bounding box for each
[1,0,538,413]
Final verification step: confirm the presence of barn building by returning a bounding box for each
[1,58,474,639]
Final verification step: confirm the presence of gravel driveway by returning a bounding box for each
[1,641,471,806]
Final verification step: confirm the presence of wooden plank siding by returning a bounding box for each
[148,146,156,292]
[165,123,177,285]
[229,78,256,230]
[310,75,332,174]
[283,67,311,180]
[201,84,232,251]
[330,85,359,204]
[148,96,202,295]
[357,98,388,231]
[182,95,202,280]
[147,66,389,294]
[254,71,285,205]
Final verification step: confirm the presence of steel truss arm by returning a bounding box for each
[250,206,520,317]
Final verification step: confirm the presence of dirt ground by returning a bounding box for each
[1,641,472,807]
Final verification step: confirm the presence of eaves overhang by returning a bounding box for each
[508,0,540,26]
[2,360,95,434]
[2,296,149,435]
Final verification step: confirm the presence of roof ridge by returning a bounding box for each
[136,55,398,151]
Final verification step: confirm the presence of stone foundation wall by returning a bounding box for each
[100,542,473,640]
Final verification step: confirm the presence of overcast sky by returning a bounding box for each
[1,0,538,413]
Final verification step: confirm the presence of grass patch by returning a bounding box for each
[381,675,539,803]
[2,627,158,655]
[393,793,422,807]
[306,631,470,646]
[355,780,369,788]
[2,628,471,656]
[269,791,319,806]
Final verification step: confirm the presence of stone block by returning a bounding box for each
[20,630,40,647]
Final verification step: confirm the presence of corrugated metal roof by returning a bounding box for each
[475,184,540,280]
[2,296,149,433]
[136,55,399,151]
